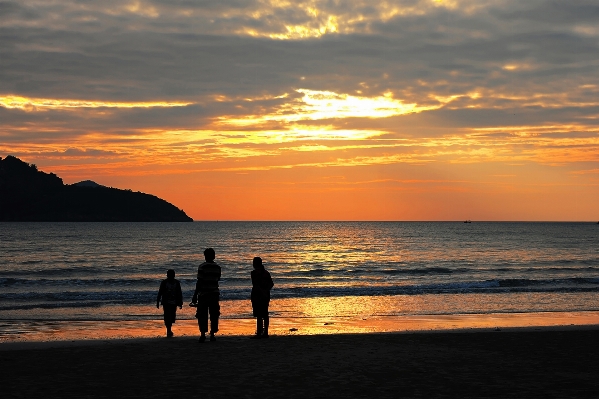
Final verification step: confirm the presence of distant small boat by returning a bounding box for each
[464,220,472,223]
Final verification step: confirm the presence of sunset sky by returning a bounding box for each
[1,0,598,220]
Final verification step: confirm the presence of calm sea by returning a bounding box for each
[1,222,599,336]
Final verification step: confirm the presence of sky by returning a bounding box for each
[1,0,598,221]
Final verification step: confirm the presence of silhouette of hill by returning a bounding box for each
[73,180,102,188]
[0,156,193,222]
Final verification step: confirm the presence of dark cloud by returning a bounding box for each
[0,1,39,21]
[496,0,599,24]
[1,1,597,101]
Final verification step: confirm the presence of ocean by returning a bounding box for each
[1,222,598,340]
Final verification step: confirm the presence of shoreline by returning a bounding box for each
[2,310,598,348]
[2,323,599,352]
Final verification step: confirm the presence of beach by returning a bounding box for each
[3,327,599,398]
[2,222,598,397]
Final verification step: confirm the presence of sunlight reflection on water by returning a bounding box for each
[1,221,598,341]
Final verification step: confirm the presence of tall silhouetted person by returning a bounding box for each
[156,269,183,337]
[250,256,274,339]
[191,248,221,342]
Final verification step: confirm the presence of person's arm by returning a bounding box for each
[192,282,198,303]
[192,266,202,303]
[267,271,274,290]
[176,281,183,309]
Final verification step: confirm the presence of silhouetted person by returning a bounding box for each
[156,269,183,337]
[250,256,274,339]
[191,248,221,342]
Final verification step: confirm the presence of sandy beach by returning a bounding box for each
[3,326,599,398]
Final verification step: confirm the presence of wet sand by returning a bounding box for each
[3,311,599,343]
[3,327,599,398]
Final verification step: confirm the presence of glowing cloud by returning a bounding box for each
[219,89,438,127]
[0,95,193,111]
[236,0,461,39]
[147,125,386,147]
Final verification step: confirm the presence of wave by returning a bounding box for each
[377,267,459,275]
[1,276,598,311]
[270,266,469,277]
[296,268,326,276]
[496,277,599,287]
[19,260,45,265]
[0,266,109,277]
[0,277,201,288]
[4,256,599,277]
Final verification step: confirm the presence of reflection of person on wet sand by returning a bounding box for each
[156,269,183,337]
[250,256,274,339]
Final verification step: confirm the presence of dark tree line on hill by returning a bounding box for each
[0,156,193,222]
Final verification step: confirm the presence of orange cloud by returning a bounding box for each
[0,95,192,111]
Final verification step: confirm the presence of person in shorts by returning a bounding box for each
[156,269,183,337]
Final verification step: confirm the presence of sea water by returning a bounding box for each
[1,222,598,339]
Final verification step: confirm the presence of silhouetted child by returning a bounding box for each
[250,257,274,339]
[156,269,183,337]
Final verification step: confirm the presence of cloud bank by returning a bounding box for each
[1,0,598,219]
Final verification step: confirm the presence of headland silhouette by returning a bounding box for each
[0,155,193,221]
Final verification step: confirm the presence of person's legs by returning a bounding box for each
[256,317,263,336]
[196,297,209,341]
[163,305,176,337]
[250,317,263,339]
[261,299,270,337]
[251,299,269,338]
[263,315,269,337]
[208,293,220,340]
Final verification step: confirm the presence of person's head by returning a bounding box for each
[253,256,264,270]
[204,248,216,262]
[166,269,175,279]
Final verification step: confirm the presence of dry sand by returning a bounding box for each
[2,327,599,398]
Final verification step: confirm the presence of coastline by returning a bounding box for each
[3,327,599,398]
[2,310,598,346]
